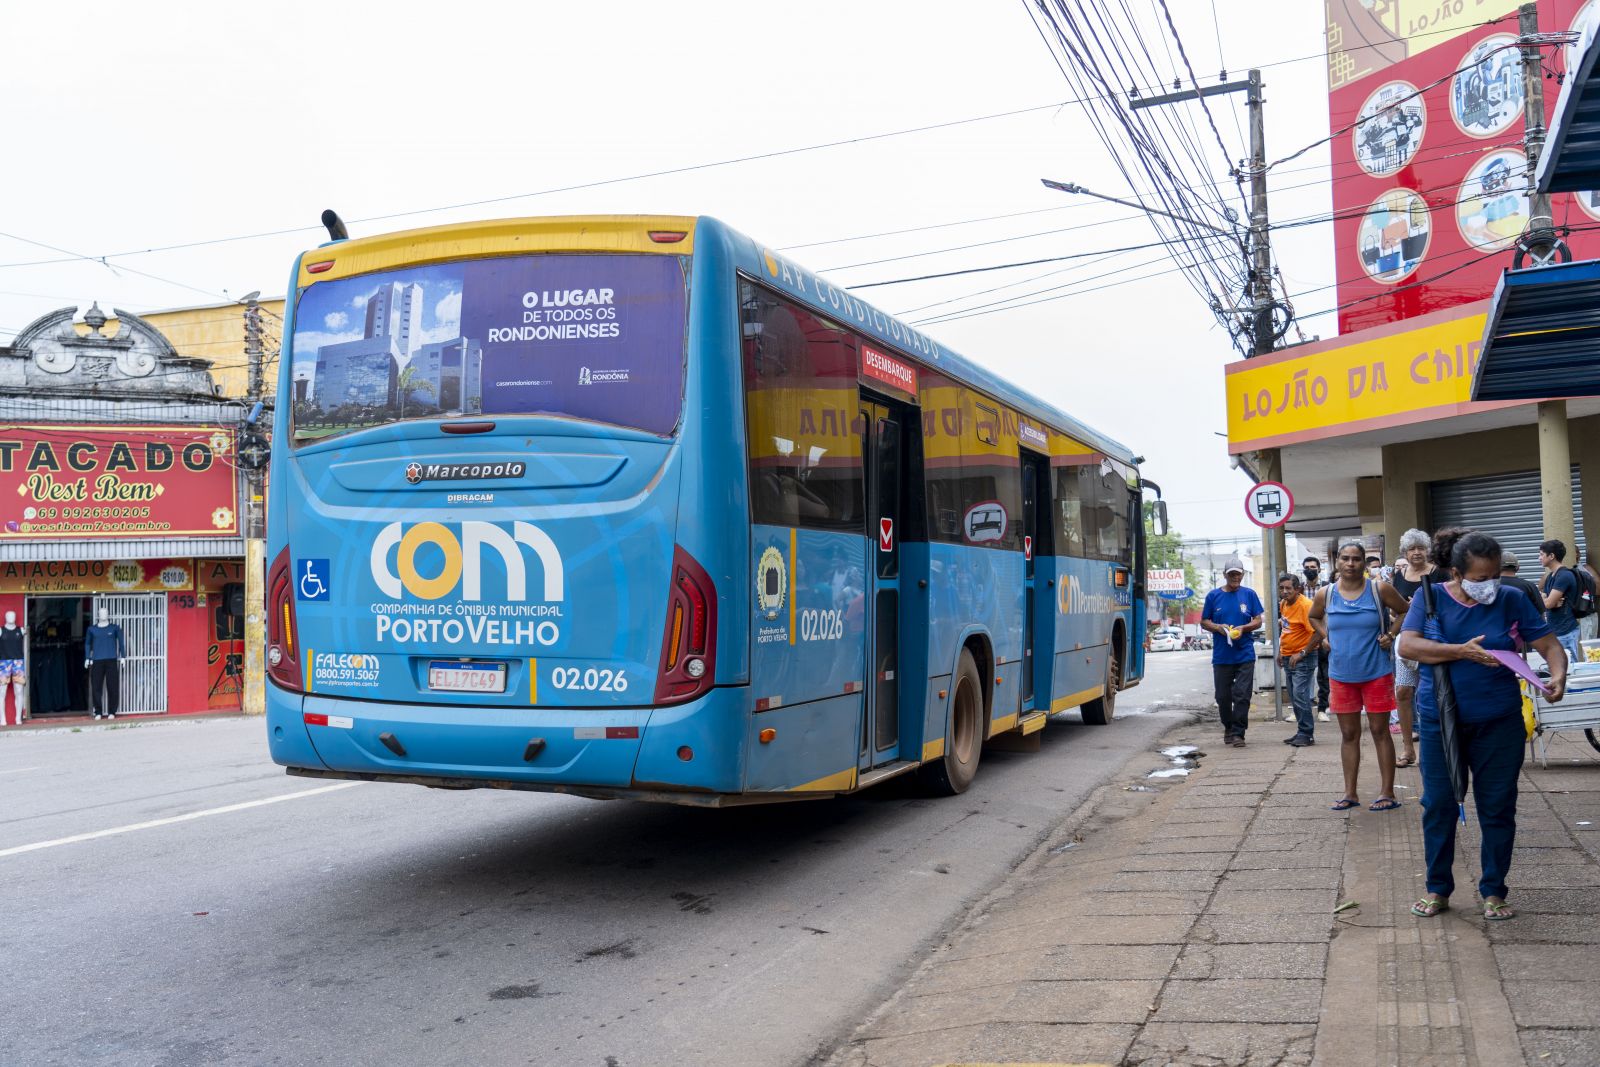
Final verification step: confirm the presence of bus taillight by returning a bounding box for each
[266,545,305,693]
[654,546,717,705]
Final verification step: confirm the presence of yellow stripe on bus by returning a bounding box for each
[305,649,313,692]
[789,527,797,646]
[296,214,698,286]
[988,712,1019,737]
[528,658,537,704]
[1051,686,1104,713]
[921,738,946,762]
[791,768,856,793]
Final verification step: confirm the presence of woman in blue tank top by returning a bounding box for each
[1310,541,1412,813]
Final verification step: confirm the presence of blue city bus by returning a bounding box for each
[265,215,1157,803]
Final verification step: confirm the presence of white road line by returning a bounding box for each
[0,767,41,775]
[0,781,363,859]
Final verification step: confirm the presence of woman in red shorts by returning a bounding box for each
[1310,541,1412,812]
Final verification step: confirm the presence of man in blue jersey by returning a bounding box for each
[1201,558,1265,747]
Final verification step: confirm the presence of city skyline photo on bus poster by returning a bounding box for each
[290,254,688,440]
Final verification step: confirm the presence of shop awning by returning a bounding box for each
[1472,259,1600,401]
[1537,28,1600,194]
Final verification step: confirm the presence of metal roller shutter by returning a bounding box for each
[1428,467,1585,564]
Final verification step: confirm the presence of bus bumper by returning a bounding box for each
[266,683,748,796]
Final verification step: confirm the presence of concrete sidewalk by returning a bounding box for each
[826,702,1600,1067]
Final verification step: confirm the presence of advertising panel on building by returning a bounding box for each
[1327,0,1600,333]
[0,303,249,724]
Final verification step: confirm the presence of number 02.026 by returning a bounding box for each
[549,666,629,693]
[799,608,844,642]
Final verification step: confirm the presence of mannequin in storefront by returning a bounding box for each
[0,610,25,725]
[84,608,126,721]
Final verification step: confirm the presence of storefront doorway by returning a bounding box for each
[95,593,167,714]
[27,596,89,715]
[24,592,168,716]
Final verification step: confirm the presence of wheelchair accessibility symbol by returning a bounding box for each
[298,559,330,601]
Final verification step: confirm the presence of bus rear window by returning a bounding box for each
[289,253,687,442]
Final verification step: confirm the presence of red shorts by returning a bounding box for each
[1330,675,1397,714]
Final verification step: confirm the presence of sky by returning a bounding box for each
[0,0,1337,547]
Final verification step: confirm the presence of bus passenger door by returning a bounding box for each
[861,397,907,772]
[1019,450,1053,710]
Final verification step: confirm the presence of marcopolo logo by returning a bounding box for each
[370,520,564,602]
[405,461,526,485]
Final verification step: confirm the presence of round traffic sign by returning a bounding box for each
[1245,481,1293,528]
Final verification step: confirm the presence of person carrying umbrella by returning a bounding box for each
[1398,527,1568,921]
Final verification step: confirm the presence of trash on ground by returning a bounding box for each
[1334,900,1359,913]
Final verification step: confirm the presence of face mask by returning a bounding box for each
[1303,567,1319,582]
[1461,577,1500,605]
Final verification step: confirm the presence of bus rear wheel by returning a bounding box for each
[920,649,983,796]
[1080,645,1119,726]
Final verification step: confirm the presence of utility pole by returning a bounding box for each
[1519,2,1559,264]
[1246,70,1274,357]
[242,298,266,717]
[1515,2,1577,549]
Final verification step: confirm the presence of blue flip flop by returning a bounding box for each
[1369,797,1402,812]
[1330,798,1359,811]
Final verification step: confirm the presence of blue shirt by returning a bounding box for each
[85,623,125,661]
[1401,583,1551,724]
[1203,585,1264,665]
[1325,580,1391,684]
[1542,568,1580,636]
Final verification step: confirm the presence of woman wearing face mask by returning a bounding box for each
[1387,528,1441,767]
[1310,541,1412,812]
[1399,527,1567,921]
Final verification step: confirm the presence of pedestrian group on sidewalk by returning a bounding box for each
[1204,525,1590,922]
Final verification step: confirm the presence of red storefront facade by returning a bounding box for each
[0,304,250,724]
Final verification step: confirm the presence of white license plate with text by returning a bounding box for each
[427,661,507,693]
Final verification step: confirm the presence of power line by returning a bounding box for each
[0,15,1518,278]
[844,234,1203,289]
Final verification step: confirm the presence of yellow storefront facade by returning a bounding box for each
[1225,301,1600,567]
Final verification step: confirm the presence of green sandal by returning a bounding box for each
[1483,899,1515,921]
[1411,895,1449,918]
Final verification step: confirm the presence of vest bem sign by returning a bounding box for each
[0,425,239,539]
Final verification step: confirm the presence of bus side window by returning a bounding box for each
[741,280,864,532]
[1053,466,1086,557]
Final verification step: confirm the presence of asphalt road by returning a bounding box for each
[0,651,1217,1067]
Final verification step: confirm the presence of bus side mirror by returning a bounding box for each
[1152,500,1169,537]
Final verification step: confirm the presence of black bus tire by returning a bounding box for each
[1080,644,1120,726]
[920,649,984,796]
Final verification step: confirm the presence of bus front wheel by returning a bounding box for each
[920,649,984,796]
[1080,645,1119,725]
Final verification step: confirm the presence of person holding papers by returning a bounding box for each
[1398,528,1568,922]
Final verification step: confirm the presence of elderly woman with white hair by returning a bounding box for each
[1386,527,1441,767]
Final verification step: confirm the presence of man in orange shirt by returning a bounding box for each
[1278,573,1318,747]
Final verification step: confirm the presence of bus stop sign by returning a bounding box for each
[1245,481,1293,529]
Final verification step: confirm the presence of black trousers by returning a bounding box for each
[1212,662,1253,739]
[89,658,119,715]
[1315,646,1330,712]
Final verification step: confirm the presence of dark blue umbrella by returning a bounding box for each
[1420,581,1469,821]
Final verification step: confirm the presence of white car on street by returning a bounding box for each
[1149,628,1183,652]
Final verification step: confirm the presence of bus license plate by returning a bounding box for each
[427,661,507,693]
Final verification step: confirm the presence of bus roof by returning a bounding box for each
[292,213,1138,467]
[699,216,1138,467]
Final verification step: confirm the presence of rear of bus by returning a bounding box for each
[263,216,751,800]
